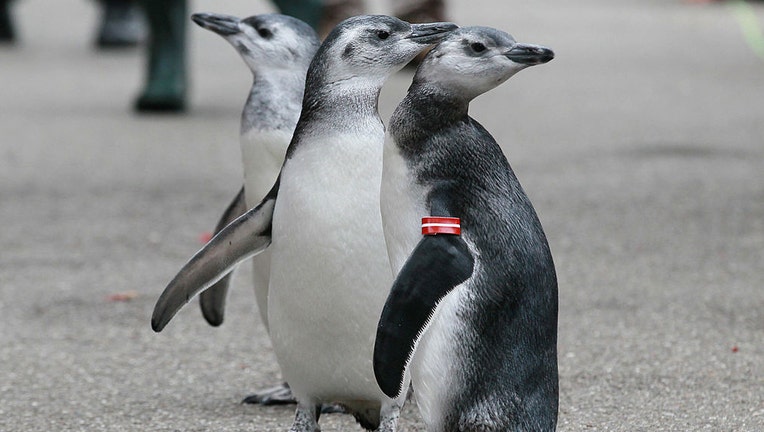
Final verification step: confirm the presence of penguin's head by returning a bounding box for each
[311,15,458,86]
[191,13,320,74]
[414,27,554,100]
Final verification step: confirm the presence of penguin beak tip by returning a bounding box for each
[505,44,555,65]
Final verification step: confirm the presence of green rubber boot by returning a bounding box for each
[134,0,187,112]
[96,0,145,49]
[0,0,15,42]
[270,0,324,31]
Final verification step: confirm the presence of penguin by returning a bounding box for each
[151,15,458,432]
[191,12,319,328]
[190,12,320,405]
[373,27,558,431]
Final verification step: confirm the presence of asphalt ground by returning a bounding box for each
[1,0,762,431]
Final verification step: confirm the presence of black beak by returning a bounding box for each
[191,13,240,36]
[505,43,554,65]
[406,22,459,44]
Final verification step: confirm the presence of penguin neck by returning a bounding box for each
[391,81,470,150]
[302,77,383,129]
[283,82,383,161]
[407,81,469,125]
[241,71,306,135]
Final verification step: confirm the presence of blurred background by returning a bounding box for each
[0,0,762,431]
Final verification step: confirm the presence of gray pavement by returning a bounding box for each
[1,0,763,431]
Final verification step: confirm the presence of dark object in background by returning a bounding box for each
[0,0,14,42]
[134,0,187,112]
[96,0,145,48]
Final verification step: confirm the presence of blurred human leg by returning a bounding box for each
[134,0,187,112]
[96,0,144,48]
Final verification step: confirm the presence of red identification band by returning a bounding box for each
[421,217,461,235]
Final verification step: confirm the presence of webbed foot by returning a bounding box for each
[242,382,296,405]
[289,402,320,432]
[241,382,345,415]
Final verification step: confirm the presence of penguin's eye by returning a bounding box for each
[471,42,487,53]
[376,30,390,40]
[258,28,273,39]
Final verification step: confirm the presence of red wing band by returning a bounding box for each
[421,217,461,235]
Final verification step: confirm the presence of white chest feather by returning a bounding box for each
[239,128,291,330]
[267,127,394,403]
[411,285,468,432]
[240,128,292,207]
[380,137,429,275]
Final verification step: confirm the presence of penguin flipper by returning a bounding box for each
[199,186,247,327]
[373,234,474,399]
[152,186,278,333]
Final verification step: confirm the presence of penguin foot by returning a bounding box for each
[319,404,346,415]
[376,402,401,432]
[241,382,296,405]
[241,383,345,414]
[288,402,320,432]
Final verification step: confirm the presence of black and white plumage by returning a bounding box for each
[189,12,320,406]
[190,12,319,330]
[374,26,558,431]
[152,15,457,432]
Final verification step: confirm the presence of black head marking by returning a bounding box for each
[241,16,262,29]
[242,16,275,39]
[258,27,273,39]
[322,14,410,49]
[235,41,251,55]
[342,43,355,59]
[305,15,410,88]
[240,14,319,43]
[454,27,517,57]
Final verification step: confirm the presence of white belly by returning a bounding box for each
[379,137,429,275]
[410,286,467,432]
[240,128,291,330]
[240,128,291,205]
[267,130,394,403]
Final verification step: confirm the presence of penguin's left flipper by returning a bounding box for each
[151,181,278,333]
[373,233,474,399]
[199,186,247,327]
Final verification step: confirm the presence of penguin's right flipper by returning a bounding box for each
[199,186,247,326]
[152,180,280,333]
[373,234,474,399]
